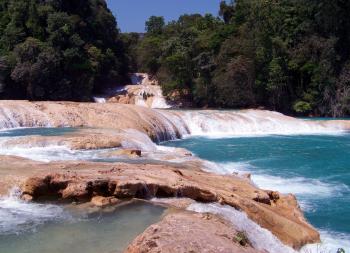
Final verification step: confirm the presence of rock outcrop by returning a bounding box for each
[0,155,319,249]
[94,73,171,109]
[125,211,263,253]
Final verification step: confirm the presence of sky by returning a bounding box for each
[106,0,223,33]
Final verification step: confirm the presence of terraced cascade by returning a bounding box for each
[0,101,349,253]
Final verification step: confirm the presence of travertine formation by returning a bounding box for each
[1,100,349,141]
[0,155,319,249]
[1,100,346,252]
[94,73,171,109]
[125,211,263,253]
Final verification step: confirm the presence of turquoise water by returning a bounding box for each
[164,134,350,249]
[0,128,166,253]
[1,126,349,250]
[0,201,165,253]
[0,127,78,137]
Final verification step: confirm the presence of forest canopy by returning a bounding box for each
[128,0,350,117]
[0,0,350,117]
[0,0,128,101]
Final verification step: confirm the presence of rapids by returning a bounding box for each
[0,102,349,143]
[164,134,350,252]
[188,203,296,253]
[160,109,349,137]
[0,101,349,253]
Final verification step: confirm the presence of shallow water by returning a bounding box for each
[0,200,165,253]
[164,134,350,251]
[0,127,78,137]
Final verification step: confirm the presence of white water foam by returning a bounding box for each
[0,144,113,162]
[188,203,296,253]
[205,162,350,252]
[93,73,171,109]
[162,110,348,138]
[0,107,51,130]
[301,231,350,253]
[0,189,72,235]
[210,162,349,198]
[93,97,107,103]
[129,73,171,109]
[131,84,171,109]
[121,129,158,151]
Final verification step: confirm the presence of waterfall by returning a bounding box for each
[93,73,171,109]
[160,109,348,137]
[0,188,72,235]
[93,97,107,103]
[0,101,348,140]
[188,203,296,253]
[0,106,51,129]
[128,73,171,109]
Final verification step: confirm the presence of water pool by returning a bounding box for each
[164,134,350,251]
[0,199,165,253]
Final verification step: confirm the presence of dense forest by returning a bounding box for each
[0,0,349,116]
[126,0,350,117]
[0,0,128,101]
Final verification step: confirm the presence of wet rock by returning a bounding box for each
[21,194,33,202]
[242,173,252,180]
[91,196,120,207]
[103,149,142,158]
[21,177,49,198]
[0,156,319,249]
[267,191,280,202]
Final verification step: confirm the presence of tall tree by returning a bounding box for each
[0,0,129,101]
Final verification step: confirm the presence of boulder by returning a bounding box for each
[125,211,263,253]
[91,196,121,207]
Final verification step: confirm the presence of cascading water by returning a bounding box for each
[160,109,347,137]
[164,130,350,252]
[0,102,349,252]
[0,188,71,235]
[0,106,51,129]
[92,73,171,109]
[0,191,165,253]
[127,73,171,109]
[93,97,107,103]
[188,203,296,253]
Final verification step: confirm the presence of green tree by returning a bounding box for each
[0,0,129,101]
[145,16,165,35]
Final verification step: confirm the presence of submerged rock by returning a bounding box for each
[102,149,142,158]
[90,196,121,207]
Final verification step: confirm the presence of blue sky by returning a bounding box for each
[106,0,223,33]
